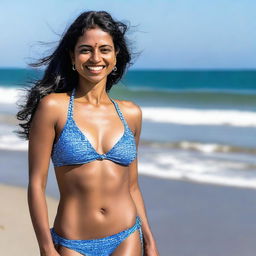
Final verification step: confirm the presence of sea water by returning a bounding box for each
[0,68,256,189]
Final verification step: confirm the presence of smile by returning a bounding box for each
[86,65,105,71]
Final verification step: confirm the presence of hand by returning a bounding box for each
[144,243,160,256]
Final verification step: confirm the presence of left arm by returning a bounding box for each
[127,102,160,256]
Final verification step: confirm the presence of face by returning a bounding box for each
[70,27,118,85]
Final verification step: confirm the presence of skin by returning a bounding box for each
[28,26,159,256]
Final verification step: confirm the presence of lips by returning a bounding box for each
[86,65,105,71]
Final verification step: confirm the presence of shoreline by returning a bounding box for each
[1,146,256,193]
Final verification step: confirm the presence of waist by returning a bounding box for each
[53,194,138,239]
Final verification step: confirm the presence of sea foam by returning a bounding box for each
[142,107,256,127]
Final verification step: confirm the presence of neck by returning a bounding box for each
[75,76,110,105]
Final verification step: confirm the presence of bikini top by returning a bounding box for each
[51,88,137,167]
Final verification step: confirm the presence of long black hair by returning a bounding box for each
[16,10,135,140]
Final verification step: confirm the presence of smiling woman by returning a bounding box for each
[70,28,118,84]
[16,10,159,256]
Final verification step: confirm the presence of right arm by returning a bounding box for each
[27,94,60,256]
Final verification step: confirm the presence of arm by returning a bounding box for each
[128,103,160,256]
[27,94,60,256]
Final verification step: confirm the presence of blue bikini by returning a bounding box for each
[51,87,137,167]
[50,87,143,255]
[50,216,143,256]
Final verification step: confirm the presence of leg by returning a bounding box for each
[56,245,85,256]
[51,229,92,256]
[111,229,142,256]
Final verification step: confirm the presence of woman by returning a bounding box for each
[17,11,159,256]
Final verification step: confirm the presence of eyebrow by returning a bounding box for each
[78,44,113,49]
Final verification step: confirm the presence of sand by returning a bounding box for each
[139,176,256,256]
[0,183,58,256]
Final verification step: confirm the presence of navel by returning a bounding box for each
[100,207,107,214]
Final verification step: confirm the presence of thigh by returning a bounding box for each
[111,229,142,256]
[56,244,84,256]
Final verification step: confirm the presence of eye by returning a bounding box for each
[80,49,90,53]
[101,49,111,53]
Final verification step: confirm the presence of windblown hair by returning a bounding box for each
[16,10,134,140]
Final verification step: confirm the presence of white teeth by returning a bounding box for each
[87,66,104,71]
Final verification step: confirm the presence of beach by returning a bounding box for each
[0,0,255,253]
[1,149,256,256]
[0,183,57,255]
[1,69,256,255]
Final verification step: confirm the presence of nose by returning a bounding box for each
[90,49,101,62]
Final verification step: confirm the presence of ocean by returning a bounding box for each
[1,68,256,189]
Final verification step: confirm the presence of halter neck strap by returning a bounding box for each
[68,87,128,129]
[67,88,76,118]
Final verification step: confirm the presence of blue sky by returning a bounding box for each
[0,0,255,69]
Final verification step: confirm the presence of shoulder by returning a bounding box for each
[37,91,70,111]
[115,99,142,121]
[34,91,71,123]
[39,91,69,106]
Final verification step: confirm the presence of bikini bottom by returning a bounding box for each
[50,215,143,256]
